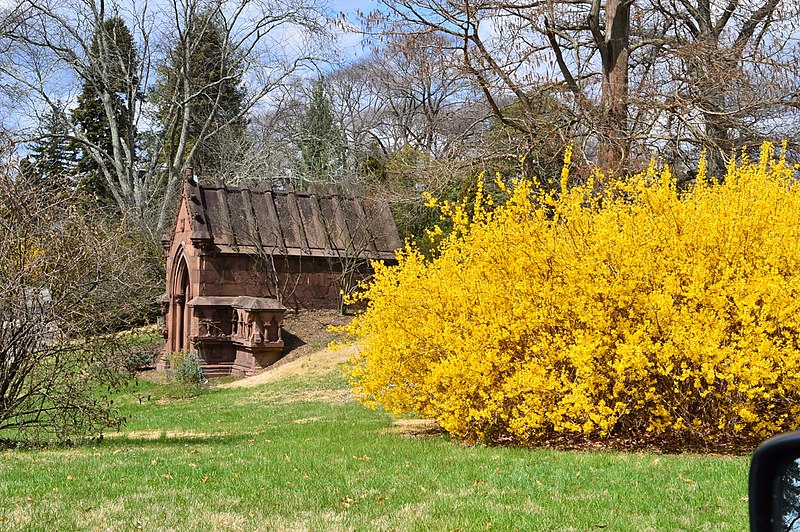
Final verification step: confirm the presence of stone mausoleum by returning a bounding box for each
[160,176,401,376]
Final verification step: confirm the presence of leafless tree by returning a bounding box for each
[360,0,634,171]
[638,0,800,177]
[360,0,800,175]
[354,31,480,159]
[313,33,500,241]
[0,140,157,443]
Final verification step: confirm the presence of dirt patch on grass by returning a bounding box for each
[383,419,445,438]
[206,512,249,530]
[136,369,168,383]
[291,417,323,424]
[278,389,354,404]
[108,430,223,440]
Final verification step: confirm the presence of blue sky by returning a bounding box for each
[326,0,382,63]
[335,0,380,17]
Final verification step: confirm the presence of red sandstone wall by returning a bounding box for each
[196,253,366,311]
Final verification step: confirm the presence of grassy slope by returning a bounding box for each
[0,370,749,531]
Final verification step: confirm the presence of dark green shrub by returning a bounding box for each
[122,346,156,375]
[166,352,204,384]
[174,353,203,384]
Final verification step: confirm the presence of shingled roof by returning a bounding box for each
[171,178,401,260]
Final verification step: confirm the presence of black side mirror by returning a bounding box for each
[750,430,800,531]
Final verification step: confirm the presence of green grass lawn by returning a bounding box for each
[0,370,750,531]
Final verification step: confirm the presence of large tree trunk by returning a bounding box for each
[703,99,731,180]
[597,0,631,173]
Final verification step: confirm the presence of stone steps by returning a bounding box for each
[201,362,236,378]
[201,362,265,378]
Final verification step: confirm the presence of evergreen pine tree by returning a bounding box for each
[26,104,77,190]
[299,78,345,184]
[154,12,246,177]
[71,16,139,207]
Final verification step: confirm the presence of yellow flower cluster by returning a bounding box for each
[344,143,800,446]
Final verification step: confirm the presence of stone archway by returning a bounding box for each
[170,253,191,352]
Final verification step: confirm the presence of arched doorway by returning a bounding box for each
[172,255,191,352]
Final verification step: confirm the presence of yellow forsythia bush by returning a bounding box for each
[344,144,800,447]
